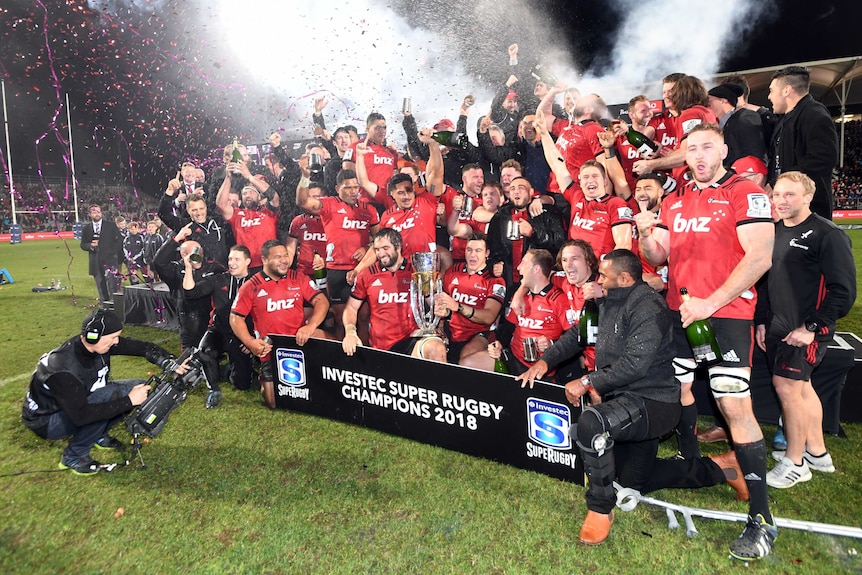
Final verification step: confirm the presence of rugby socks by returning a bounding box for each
[734,439,773,525]
[676,403,701,459]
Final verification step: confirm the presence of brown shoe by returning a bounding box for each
[579,510,614,545]
[709,450,749,502]
[697,425,729,443]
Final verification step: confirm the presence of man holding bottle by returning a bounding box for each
[515,249,748,547]
[636,123,776,561]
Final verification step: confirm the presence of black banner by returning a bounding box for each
[270,336,585,485]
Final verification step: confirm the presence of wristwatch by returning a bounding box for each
[581,374,593,390]
[804,320,819,333]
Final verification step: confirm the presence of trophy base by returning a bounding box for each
[411,328,444,339]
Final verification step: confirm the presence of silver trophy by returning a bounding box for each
[409,251,444,338]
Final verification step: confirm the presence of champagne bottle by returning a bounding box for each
[430,130,468,150]
[578,298,599,347]
[231,138,242,163]
[494,348,511,374]
[312,249,327,289]
[625,128,659,158]
[530,63,558,87]
[679,287,722,367]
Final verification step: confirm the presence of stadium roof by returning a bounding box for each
[713,56,862,167]
[714,55,862,115]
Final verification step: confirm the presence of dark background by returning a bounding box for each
[1,0,860,197]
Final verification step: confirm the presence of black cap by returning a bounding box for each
[81,309,124,343]
[708,84,745,108]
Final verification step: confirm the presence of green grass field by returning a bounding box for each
[0,236,860,574]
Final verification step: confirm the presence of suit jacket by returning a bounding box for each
[768,94,839,218]
[487,203,566,292]
[80,218,123,276]
[723,108,767,168]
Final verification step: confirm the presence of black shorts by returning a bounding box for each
[765,333,828,381]
[447,330,492,364]
[671,313,753,368]
[389,336,419,356]
[326,269,353,304]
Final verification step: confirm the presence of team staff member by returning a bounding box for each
[184,245,255,408]
[636,123,776,561]
[341,229,447,362]
[296,169,380,341]
[516,250,747,547]
[230,241,329,410]
[486,176,566,293]
[755,171,856,488]
[22,310,177,475]
[434,233,506,364]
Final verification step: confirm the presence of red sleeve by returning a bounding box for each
[350,269,369,301]
[231,281,254,317]
[299,272,323,303]
[488,277,507,304]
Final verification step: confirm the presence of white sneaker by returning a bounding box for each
[772,449,836,473]
[767,457,812,488]
[804,451,835,473]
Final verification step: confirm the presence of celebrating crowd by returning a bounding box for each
[27,48,857,562]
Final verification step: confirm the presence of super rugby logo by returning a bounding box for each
[527,397,572,449]
[276,348,306,387]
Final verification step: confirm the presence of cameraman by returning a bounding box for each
[21,310,176,475]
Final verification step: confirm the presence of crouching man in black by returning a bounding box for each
[517,250,747,547]
[21,310,176,475]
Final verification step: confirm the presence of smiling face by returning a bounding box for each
[559,244,592,286]
[263,244,290,278]
[772,177,813,225]
[464,239,489,274]
[578,165,607,200]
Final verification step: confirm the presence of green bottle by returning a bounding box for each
[626,128,659,158]
[679,287,722,367]
[493,348,510,374]
[578,298,599,347]
[430,130,468,150]
[313,249,327,290]
[231,138,242,163]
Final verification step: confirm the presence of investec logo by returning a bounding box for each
[276,348,310,400]
[527,398,571,450]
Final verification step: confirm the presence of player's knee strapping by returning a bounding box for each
[673,357,697,385]
[708,366,751,398]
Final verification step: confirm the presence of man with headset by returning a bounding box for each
[21,310,176,475]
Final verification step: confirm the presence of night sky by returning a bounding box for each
[1,0,860,200]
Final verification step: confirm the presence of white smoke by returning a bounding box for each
[580,0,776,102]
[84,0,774,145]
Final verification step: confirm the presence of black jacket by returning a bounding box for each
[723,108,767,167]
[80,218,123,275]
[768,94,839,218]
[542,280,679,404]
[487,204,565,290]
[22,336,171,434]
